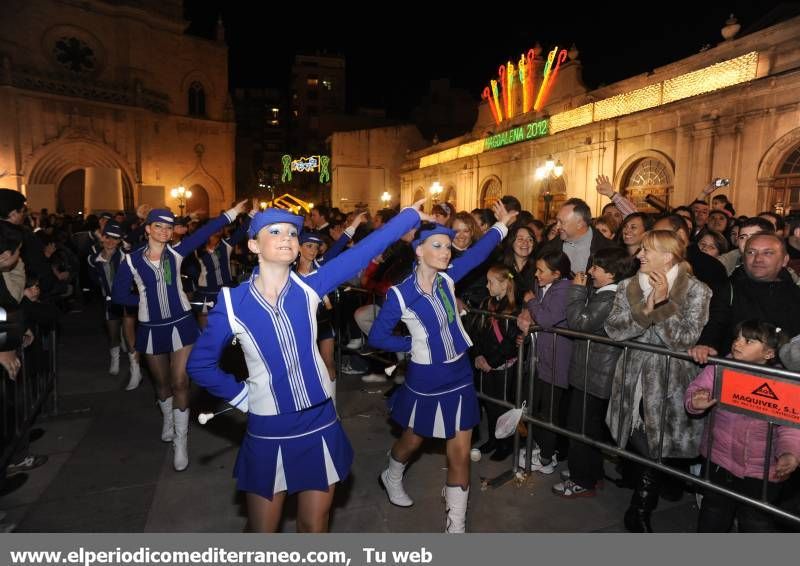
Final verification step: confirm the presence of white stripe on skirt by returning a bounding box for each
[433,403,445,438]
[273,447,287,494]
[322,437,340,484]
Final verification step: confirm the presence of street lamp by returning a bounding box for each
[430,181,443,204]
[381,191,391,208]
[534,157,564,223]
[170,185,192,216]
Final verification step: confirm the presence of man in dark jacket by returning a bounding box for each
[0,189,57,294]
[690,233,800,363]
[536,198,620,273]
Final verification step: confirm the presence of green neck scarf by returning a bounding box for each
[436,275,455,324]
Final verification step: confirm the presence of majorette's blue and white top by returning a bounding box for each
[195,213,253,295]
[89,247,126,301]
[111,208,239,323]
[87,221,126,299]
[187,207,421,417]
[368,222,509,365]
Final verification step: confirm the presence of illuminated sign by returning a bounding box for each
[281,154,331,184]
[718,367,800,427]
[483,45,568,125]
[292,156,320,173]
[484,119,549,151]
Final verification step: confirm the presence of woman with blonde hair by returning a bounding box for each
[604,229,711,532]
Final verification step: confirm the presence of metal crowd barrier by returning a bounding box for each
[0,327,59,473]
[331,288,800,528]
[462,306,800,528]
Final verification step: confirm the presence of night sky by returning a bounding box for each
[184,2,798,120]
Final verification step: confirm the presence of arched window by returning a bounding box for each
[622,157,673,212]
[480,177,502,208]
[188,81,206,116]
[771,145,800,214]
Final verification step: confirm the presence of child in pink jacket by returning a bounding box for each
[685,319,800,531]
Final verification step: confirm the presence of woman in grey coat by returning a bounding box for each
[604,230,711,532]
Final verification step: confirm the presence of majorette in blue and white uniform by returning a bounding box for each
[193,212,254,312]
[294,228,354,341]
[367,209,513,533]
[88,222,137,321]
[187,207,421,500]
[88,221,144,386]
[111,207,240,355]
[368,221,509,439]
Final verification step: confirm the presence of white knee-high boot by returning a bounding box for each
[157,397,175,442]
[379,453,413,507]
[443,485,469,533]
[172,408,189,471]
[125,352,142,391]
[109,347,120,375]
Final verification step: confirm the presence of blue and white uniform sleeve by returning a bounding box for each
[111,256,139,307]
[367,288,412,353]
[317,228,353,266]
[187,299,248,413]
[174,208,238,257]
[448,222,508,283]
[224,214,252,247]
[308,207,420,297]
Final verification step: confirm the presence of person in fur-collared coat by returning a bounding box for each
[604,230,711,532]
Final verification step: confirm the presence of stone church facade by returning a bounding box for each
[0,0,235,215]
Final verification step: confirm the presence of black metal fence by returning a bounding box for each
[1,327,59,473]
[334,288,800,528]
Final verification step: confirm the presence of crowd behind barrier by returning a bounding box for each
[334,289,800,528]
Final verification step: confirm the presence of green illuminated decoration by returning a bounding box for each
[484,119,549,151]
[319,156,330,184]
[281,154,292,183]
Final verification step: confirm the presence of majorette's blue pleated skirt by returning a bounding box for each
[234,398,353,500]
[387,354,480,439]
[136,312,199,354]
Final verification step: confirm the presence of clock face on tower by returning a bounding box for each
[53,36,96,74]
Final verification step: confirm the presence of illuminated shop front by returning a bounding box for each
[401,16,800,218]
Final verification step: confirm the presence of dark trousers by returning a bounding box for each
[531,377,566,460]
[478,365,517,438]
[698,461,780,532]
[566,387,608,489]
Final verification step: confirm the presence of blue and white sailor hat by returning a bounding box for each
[411,223,456,250]
[299,230,324,245]
[102,221,124,239]
[248,208,305,238]
[145,209,175,225]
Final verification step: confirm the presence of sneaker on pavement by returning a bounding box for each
[340,361,363,376]
[517,446,541,468]
[552,479,596,498]
[529,452,558,474]
[6,455,48,476]
[361,373,388,384]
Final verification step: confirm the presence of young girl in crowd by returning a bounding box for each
[368,202,517,533]
[472,264,520,461]
[685,320,800,531]
[187,202,428,532]
[553,248,636,498]
[516,250,573,474]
